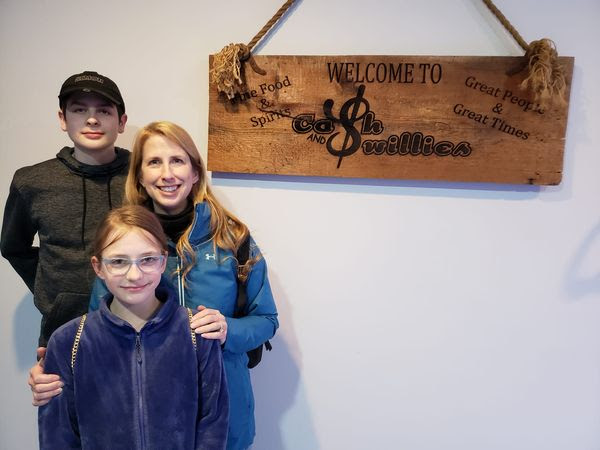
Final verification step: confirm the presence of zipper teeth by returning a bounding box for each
[136,333,146,449]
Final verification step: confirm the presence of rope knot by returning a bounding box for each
[210,43,248,100]
[210,0,294,99]
[521,38,566,105]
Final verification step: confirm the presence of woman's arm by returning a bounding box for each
[190,237,278,352]
[222,239,279,354]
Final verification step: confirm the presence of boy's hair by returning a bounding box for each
[125,121,251,283]
[59,70,126,119]
[92,205,168,258]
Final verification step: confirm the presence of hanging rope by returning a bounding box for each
[212,0,565,103]
[482,0,566,104]
[210,0,295,99]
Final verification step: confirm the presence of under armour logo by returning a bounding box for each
[205,253,216,260]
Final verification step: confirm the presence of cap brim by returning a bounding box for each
[59,87,122,106]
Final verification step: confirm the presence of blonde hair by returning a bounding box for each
[91,205,168,258]
[125,121,251,282]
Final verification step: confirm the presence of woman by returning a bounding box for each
[33,121,278,450]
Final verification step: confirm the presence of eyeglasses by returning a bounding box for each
[101,254,166,275]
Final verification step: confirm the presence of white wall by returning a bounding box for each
[1,1,599,449]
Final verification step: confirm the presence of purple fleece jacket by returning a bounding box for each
[38,281,229,450]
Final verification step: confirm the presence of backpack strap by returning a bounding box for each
[187,308,197,350]
[236,234,251,281]
[71,314,87,372]
[234,235,251,318]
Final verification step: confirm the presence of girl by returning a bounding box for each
[38,205,229,449]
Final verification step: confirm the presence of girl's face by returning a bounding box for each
[92,228,166,311]
[139,135,199,216]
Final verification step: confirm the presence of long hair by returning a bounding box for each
[91,205,168,258]
[125,121,251,282]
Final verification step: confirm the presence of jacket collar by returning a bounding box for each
[99,278,179,336]
[188,201,212,244]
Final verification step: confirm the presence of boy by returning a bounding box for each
[1,70,129,350]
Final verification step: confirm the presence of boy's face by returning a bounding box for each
[58,93,127,156]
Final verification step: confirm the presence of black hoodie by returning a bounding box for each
[1,147,130,346]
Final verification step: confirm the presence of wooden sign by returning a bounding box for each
[208,55,574,185]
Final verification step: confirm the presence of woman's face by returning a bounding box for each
[139,134,199,215]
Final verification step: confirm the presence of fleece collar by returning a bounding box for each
[98,279,179,337]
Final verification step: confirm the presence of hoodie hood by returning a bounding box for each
[56,146,130,178]
[56,146,131,249]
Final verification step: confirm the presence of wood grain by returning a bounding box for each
[208,55,573,185]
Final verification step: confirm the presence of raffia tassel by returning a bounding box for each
[210,43,249,100]
[520,38,566,105]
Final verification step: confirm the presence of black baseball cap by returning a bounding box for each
[59,71,125,115]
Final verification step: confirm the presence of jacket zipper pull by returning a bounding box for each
[177,257,185,307]
[136,333,142,364]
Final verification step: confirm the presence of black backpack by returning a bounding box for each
[234,236,272,368]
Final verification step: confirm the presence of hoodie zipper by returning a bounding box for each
[135,333,146,450]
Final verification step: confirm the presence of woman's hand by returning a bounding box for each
[28,347,63,406]
[190,306,228,345]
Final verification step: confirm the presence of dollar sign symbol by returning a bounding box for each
[323,84,369,168]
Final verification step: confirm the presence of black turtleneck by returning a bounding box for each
[153,202,195,243]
